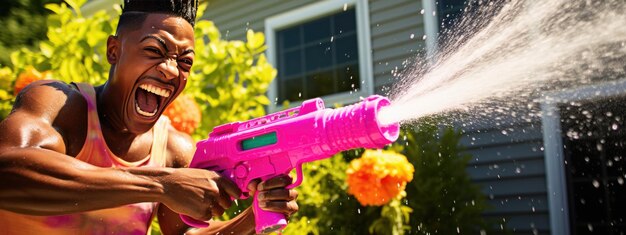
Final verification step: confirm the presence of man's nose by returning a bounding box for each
[157,58,179,80]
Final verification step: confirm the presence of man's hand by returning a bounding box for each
[158,168,241,221]
[247,175,299,217]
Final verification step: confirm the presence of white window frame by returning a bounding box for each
[265,0,374,112]
[541,78,626,235]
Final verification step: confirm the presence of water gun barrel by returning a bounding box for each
[322,95,399,152]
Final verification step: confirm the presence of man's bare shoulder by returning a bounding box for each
[13,80,82,119]
[165,125,196,168]
[0,80,83,153]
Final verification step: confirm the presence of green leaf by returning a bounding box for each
[64,0,87,17]
[45,4,62,14]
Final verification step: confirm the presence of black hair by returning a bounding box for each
[116,0,199,34]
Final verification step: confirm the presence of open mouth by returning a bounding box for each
[135,83,172,117]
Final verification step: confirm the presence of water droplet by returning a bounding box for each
[410,33,415,39]
[298,92,302,97]
[420,9,425,14]
[612,123,619,130]
[592,180,600,188]
[588,223,593,232]
[422,35,427,40]
[343,3,348,11]
[618,177,624,185]
[515,167,522,174]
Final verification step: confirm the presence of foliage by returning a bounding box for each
[0,0,63,67]
[393,122,491,234]
[0,0,117,119]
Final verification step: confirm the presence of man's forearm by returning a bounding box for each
[185,208,256,235]
[0,147,168,215]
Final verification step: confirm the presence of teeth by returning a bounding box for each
[139,84,171,97]
[136,103,158,117]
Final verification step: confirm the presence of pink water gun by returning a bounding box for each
[180,95,400,234]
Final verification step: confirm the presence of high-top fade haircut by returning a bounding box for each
[116,0,199,35]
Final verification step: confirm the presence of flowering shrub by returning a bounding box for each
[346,149,414,206]
[13,66,52,95]
[162,94,201,135]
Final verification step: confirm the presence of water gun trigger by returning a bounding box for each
[287,163,304,189]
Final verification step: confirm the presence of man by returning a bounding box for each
[0,0,298,234]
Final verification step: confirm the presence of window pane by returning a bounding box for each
[336,64,359,93]
[566,139,602,178]
[609,180,626,221]
[306,70,335,98]
[279,27,301,50]
[334,9,356,35]
[303,17,331,43]
[335,34,358,64]
[606,138,626,177]
[281,78,303,102]
[282,49,302,77]
[305,41,333,71]
[572,181,605,223]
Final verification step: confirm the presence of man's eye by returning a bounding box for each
[145,47,162,55]
[179,59,193,66]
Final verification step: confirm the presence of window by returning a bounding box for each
[275,9,359,103]
[265,0,373,111]
[561,97,626,235]
[542,80,626,235]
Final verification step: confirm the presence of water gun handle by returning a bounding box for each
[179,192,288,234]
[253,190,287,234]
[180,215,209,228]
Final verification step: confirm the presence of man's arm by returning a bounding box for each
[0,81,239,220]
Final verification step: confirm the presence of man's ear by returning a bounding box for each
[107,35,120,64]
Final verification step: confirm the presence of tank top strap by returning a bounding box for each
[150,116,170,167]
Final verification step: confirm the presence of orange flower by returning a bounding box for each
[346,149,414,206]
[14,66,52,96]
[163,93,202,135]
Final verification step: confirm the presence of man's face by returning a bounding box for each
[106,13,195,133]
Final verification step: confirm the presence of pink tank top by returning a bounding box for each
[0,83,170,235]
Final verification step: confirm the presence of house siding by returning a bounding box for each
[203,1,550,234]
[369,0,425,94]
[460,116,550,234]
